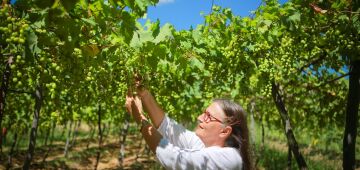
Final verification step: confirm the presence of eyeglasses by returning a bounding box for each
[202,110,224,123]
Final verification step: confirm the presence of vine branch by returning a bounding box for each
[8,89,34,95]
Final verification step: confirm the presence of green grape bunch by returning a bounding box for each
[0,4,29,46]
[0,4,31,90]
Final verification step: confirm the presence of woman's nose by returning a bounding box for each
[197,113,204,122]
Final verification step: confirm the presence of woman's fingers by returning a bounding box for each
[134,73,142,86]
[134,73,146,93]
[127,88,132,96]
[125,90,134,113]
[133,96,143,111]
[125,93,143,115]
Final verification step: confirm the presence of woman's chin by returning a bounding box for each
[194,128,200,136]
[194,128,203,137]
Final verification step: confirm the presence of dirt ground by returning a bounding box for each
[0,134,160,170]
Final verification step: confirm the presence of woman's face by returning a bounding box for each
[195,102,228,147]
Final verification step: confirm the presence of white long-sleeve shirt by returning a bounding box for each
[156,116,243,170]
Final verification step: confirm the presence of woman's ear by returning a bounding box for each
[220,126,232,138]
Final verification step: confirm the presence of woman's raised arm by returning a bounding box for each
[137,88,165,128]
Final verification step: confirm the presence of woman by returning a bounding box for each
[125,87,252,170]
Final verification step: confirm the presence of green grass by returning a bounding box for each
[250,124,346,170]
[2,122,140,150]
[255,145,341,170]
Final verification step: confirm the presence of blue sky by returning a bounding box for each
[141,0,288,30]
[9,0,287,30]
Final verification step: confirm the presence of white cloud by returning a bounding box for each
[158,0,175,5]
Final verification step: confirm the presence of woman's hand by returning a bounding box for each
[134,73,148,97]
[125,90,146,124]
[125,91,134,114]
[132,73,165,128]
